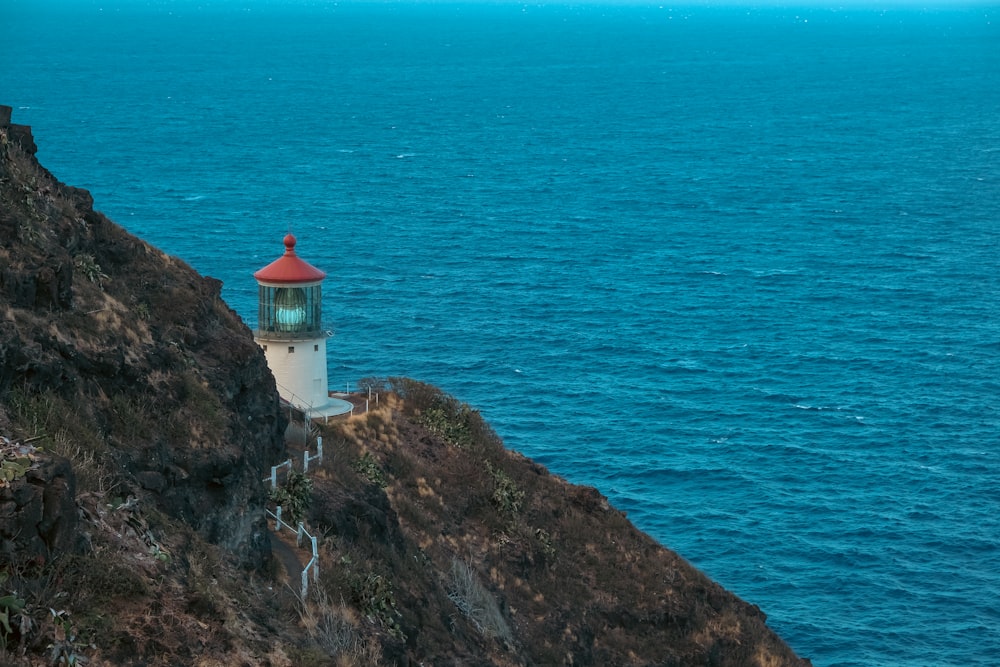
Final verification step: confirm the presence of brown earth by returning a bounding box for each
[290,381,811,666]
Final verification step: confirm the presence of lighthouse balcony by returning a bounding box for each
[254,326,332,342]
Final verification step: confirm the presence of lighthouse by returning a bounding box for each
[253,234,332,414]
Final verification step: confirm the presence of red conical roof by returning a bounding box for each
[253,234,327,284]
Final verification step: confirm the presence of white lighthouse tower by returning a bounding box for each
[253,234,332,414]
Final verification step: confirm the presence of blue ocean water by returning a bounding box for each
[4,2,999,664]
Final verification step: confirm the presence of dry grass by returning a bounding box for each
[304,381,809,666]
[6,388,118,494]
[447,558,513,643]
[297,589,384,665]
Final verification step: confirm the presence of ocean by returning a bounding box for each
[3,1,999,664]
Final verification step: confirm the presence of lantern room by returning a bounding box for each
[253,234,332,413]
[254,234,326,338]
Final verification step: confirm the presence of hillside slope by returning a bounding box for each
[0,106,286,567]
[0,106,809,665]
[294,380,810,666]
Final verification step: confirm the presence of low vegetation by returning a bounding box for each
[2,379,810,666]
[270,470,314,525]
[447,557,513,643]
[283,380,808,665]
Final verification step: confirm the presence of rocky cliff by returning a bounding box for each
[0,105,286,571]
[0,107,809,666]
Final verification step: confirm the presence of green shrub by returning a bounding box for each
[389,378,502,455]
[270,471,313,524]
[337,557,404,640]
[0,573,25,652]
[74,253,107,285]
[534,527,556,562]
[0,455,33,485]
[486,461,524,518]
[352,452,387,488]
[46,608,87,666]
[414,397,480,450]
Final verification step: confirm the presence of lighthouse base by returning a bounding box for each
[256,333,331,414]
[309,397,354,419]
[279,395,354,422]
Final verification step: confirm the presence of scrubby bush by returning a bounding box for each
[356,377,387,394]
[334,556,404,640]
[486,461,524,518]
[352,452,388,488]
[297,589,383,664]
[446,558,512,642]
[73,253,107,285]
[389,379,477,449]
[270,471,313,524]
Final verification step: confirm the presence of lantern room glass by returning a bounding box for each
[258,284,322,338]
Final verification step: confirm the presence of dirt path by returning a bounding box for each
[270,529,304,588]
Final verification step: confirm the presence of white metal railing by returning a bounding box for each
[340,386,379,416]
[277,380,368,423]
[303,437,323,473]
[265,506,320,598]
[263,437,324,488]
[264,435,325,598]
[265,459,293,489]
[259,387,381,598]
[274,381,313,413]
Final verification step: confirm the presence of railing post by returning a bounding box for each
[270,465,277,489]
[297,521,304,547]
[317,436,323,464]
[312,535,319,582]
[301,569,308,599]
[275,505,283,531]
[303,449,310,474]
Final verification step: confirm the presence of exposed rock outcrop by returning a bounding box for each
[0,105,286,569]
[0,446,77,565]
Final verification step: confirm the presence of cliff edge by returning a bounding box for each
[0,107,809,666]
[0,104,286,568]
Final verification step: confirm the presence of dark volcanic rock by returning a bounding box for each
[0,452,77,566]
[0,108,287,568]
[0,259,73,310]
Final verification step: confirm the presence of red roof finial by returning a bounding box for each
[253,233,327,284]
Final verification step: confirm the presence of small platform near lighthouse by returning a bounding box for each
[253,234,351,419]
